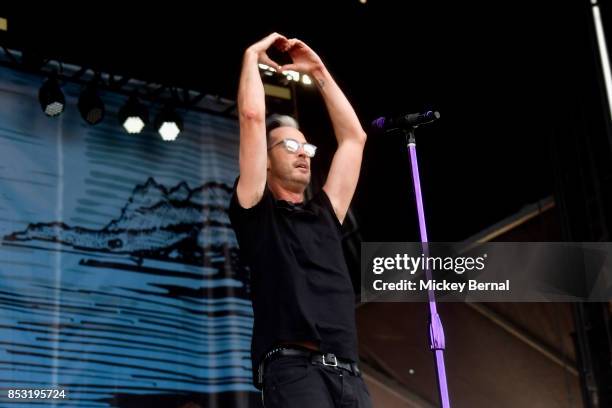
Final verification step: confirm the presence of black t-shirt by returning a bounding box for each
[228,177,358,388]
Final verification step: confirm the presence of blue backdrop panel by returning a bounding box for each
[0,65,260,407]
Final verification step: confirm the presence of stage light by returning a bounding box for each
[258,63,277,72]
[283,70,300,82]
[260,64,312,86]
[39,74,65,117]
[78,84,105,125]
[118,95,148,134]
[155,105,183,141]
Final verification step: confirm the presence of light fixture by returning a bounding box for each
[118,95,148,134]
[258,63,277,72]
[302,74,312,85]
[155,105,183,141]
[283,70,300,82]
[78,78,105,125]
[39,73,65,117]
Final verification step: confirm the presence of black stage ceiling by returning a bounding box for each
[0,2,608,241]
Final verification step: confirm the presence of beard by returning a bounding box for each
[287,168,311,186]
[273,163,310,189]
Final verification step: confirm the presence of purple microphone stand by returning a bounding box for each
[405,124,451,408]
[371,111,450,407]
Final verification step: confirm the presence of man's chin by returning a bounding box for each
[291,168,310,179]
[291,174,310,187]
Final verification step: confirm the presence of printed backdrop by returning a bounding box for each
[0,65,261,407]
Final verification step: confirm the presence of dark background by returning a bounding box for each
[2,1,609,243]
[2,2,612,407]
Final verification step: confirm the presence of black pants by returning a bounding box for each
[261,354,373,408]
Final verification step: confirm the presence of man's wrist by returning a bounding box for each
[243,48,258,60]
[310,64,329,90]
[309,62,326,76]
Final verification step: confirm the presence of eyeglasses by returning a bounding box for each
[267,138,317,158]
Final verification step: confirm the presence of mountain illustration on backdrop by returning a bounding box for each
[3,178,240,269]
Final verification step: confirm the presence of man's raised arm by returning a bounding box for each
[236,33,287,208]
[281,39,367,224]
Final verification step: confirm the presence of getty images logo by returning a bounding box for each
[372,253,488,275]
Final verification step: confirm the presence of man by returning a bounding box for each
[228,32,371,407]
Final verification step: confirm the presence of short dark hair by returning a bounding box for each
[265,114,299,142]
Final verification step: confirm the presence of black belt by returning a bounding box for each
[257,346,361,387]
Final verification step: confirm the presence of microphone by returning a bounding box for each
[371,110,440,131]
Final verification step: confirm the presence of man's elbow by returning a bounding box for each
[357,129,367,144]
[349,129,367,146]
[339,130,367,149]
[240,108,265,124]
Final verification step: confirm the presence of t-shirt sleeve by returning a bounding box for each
[315,188,344,232]
[228,176,270,228]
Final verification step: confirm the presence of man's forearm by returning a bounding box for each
[311,66,367,145]
[238,50,265,121]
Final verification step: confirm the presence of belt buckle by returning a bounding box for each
[322,353,338,367]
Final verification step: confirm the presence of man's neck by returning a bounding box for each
[267,179,305,203]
